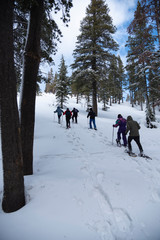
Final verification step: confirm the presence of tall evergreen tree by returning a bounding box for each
[71,0,118,115]
[55,55,69,108]
[117,55,126,103]
[45,68,55,93]
[141,0,160,47]
[14,0,67,90]
[141,0,160,104]
[20,0,44,175]
[13,3,28,91]
[126,1,156,127]
[19,0,72,175]
[0,0,25,212]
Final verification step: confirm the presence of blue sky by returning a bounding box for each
[40,0,138,89]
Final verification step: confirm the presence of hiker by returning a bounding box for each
[63,108,72,129]
[72,107,79,123]
[113,114,127,147]
[125,115,143,156]
[54,106,63,124]
[87,108,97,130]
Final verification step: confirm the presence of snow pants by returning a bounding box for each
[66,117,71,129]
[72,115,78,123]
[128,136,143,153]
[117,131,127,146]
[58,115,61,124]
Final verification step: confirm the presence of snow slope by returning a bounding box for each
[0,93,160,240]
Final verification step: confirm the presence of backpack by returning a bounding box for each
[66,110,71,118]
[90,110,96,119]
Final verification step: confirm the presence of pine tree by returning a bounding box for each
[55,55,69,108]
[117,55,126,103]
[71,71,91,104]
[19,0,72,175]
[107,55,119,105]
[45,68,55,93]
[14,0,71,90]
[141,0,160,47]
[71,0,118,115]
[20,0,44,175]
[0,0,25,212]
[126,1,157,127]
[140,0,160,105]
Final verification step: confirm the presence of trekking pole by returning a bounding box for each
[112,126,114,145]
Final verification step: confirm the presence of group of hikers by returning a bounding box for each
[54,106,97,129]
[54,106,79,128]
[54,106,143,156]
[113,114,143,156]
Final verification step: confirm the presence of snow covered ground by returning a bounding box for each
[0,93,160,240]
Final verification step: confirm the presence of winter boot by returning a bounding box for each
[116,139,121,146]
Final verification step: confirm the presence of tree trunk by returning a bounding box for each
[76,94,79,104]
[20,0,44,175]
[0,0,25,212]
[92,80,98,116]
[109,97,112,106]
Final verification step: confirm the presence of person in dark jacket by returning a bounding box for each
[125,115,143,155]
[72,108,79,123]
[54,106,63,124]
[113,114,127,147]
[63,108,72,129]
[87,108,97,130]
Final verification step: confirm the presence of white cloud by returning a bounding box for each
[107,0,137,26]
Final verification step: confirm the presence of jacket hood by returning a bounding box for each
[127,116,133,121]
[118,114,122,118]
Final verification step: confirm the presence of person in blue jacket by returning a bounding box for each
[113,114,127,147]
[54,106,63,124]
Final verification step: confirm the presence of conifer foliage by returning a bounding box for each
[126,1,157,127]
[71,0,118,115]
[55,55,70,108]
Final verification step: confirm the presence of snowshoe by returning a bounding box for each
[116,139,121,147]
[138,153,152,160]
[124,149,137,157]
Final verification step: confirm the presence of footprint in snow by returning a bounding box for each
[113,208,133,233]
[96,172,105,185]
[151,189,160,202]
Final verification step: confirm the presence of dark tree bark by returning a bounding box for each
[20,0,44,175]
[92,80,98,116]
[0,0,25,212]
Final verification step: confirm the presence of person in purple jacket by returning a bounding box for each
[113,114,127,147]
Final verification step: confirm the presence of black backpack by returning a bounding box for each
[90,110,95,118]
[66,110,71,118]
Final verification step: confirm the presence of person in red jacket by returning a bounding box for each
[63,108,72,129]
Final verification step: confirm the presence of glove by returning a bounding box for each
[113,125,115,127]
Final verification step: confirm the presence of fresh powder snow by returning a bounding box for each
[0,93,160,240]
